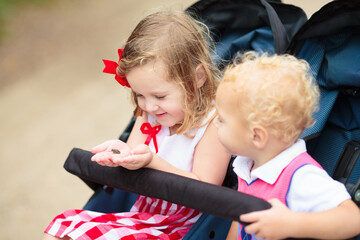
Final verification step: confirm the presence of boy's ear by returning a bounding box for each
[195,64,207,88]
[251,125,268,149]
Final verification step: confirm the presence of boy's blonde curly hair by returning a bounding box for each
[222,52,320,143]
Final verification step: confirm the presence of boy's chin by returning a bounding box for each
[225,148,236,155]
[222,145,239,156]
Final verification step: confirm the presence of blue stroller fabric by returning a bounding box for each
[299,34,360,184]
[287,0,360,224]
[187,0,307,65]
[214,27,275,64]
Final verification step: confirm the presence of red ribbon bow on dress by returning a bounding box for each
[140,122,162,153]
[102,48,130,88]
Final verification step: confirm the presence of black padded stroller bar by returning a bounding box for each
[64,148,271,222]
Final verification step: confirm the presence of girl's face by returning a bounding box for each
[126,60,186,129]
[215,83,253,157]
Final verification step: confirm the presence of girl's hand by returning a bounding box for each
[91,140,131,167]
[115,144,154,170]
[91,139,130,154]
[240,198,294,240]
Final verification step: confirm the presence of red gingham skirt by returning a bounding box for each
[44,195,201,240]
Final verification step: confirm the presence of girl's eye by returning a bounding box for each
[216,116,223,123]
[155,95,166,100]
[136,94,144,98]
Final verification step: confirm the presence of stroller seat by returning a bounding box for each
[65,0,360,239]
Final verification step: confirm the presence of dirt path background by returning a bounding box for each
[0,0,330,239]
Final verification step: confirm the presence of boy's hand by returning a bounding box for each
[240,198,294,240]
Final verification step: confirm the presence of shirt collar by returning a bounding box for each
[232,139,307,184]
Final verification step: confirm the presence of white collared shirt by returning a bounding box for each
[233,139,350,212]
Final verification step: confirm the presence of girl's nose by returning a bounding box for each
[145,100,159,112]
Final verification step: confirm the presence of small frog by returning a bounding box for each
[111,149,121,154]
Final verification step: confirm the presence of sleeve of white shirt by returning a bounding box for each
[287,164,351,212]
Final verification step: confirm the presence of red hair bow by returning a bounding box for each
[102,48,130,88]
[140,122,162,153]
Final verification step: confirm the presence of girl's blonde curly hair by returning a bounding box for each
[222,51,320,143]
[117,10,220,135]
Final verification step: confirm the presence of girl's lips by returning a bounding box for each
[155,113,166,118]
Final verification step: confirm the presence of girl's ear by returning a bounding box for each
[251,125,268,149]
[195,64,207,88]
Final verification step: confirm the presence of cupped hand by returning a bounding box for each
[91,139,131,167]
[91,139,130,154]
[114,144,154,170]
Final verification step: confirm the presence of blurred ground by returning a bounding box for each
[0,0,330,239]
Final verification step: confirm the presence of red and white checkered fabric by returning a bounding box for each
[45,195,201,239]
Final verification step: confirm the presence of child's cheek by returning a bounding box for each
[217,129,227,147]
[138,100,146,111]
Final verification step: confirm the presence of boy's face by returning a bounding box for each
[215,82,254,157]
